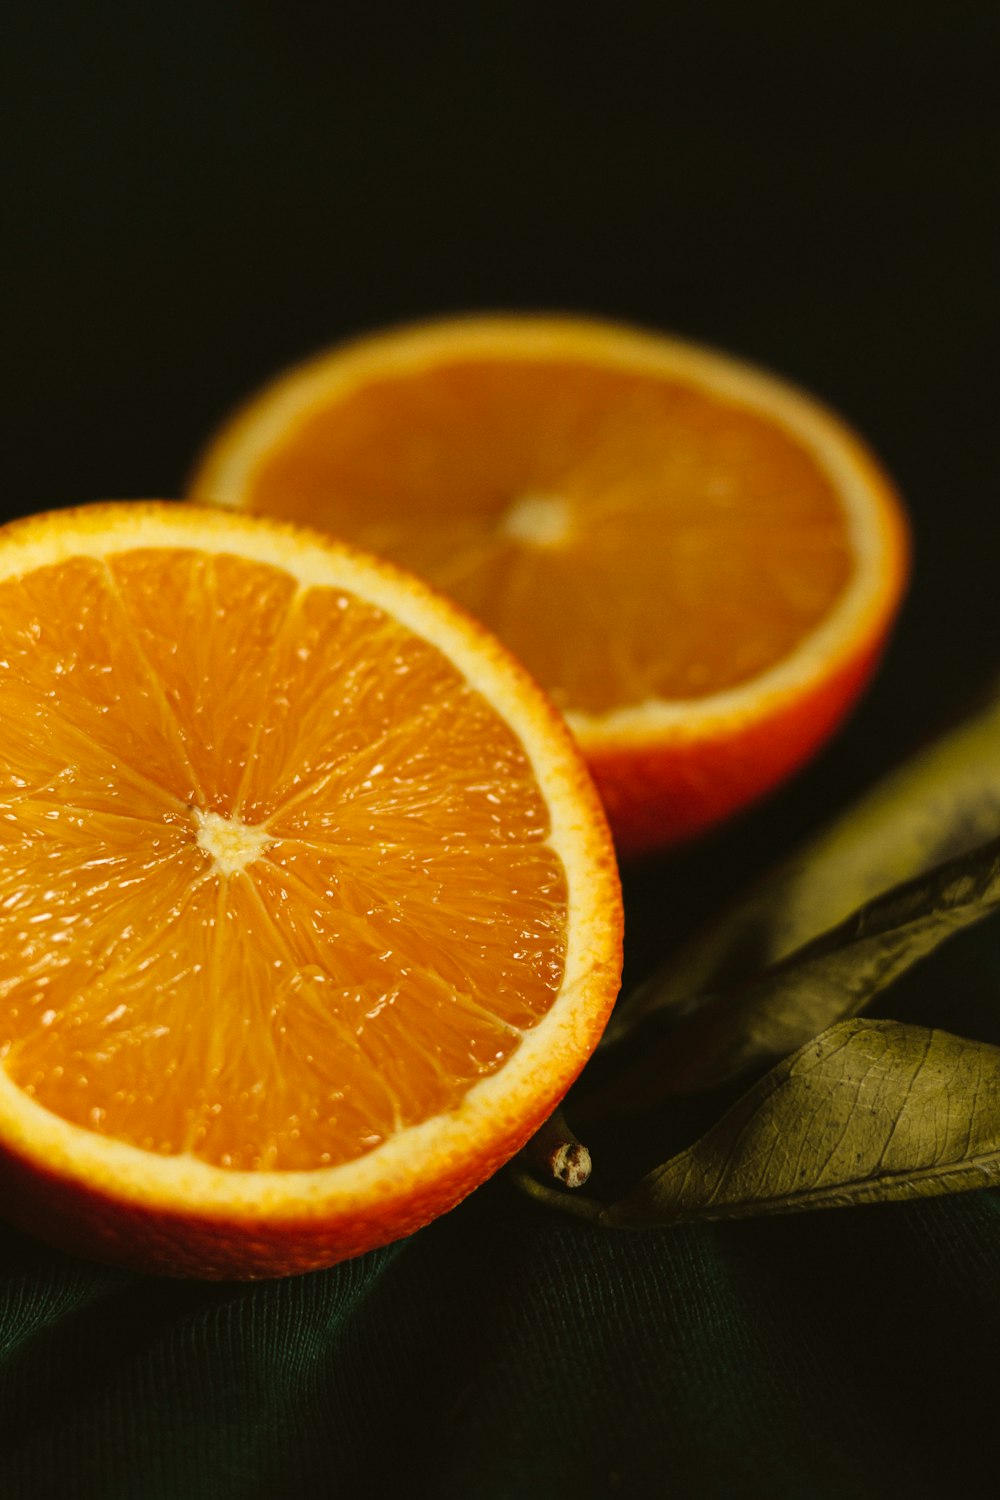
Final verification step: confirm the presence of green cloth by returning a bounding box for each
[3,1185,998,1496]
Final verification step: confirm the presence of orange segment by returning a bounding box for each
[239,357,854,713]
[190,316,909,854]
[0,503,621,1277]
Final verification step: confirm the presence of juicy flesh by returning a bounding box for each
[0,548,568,1170]
[240,358,854,715]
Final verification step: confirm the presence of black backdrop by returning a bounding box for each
[3,5,1000,1497]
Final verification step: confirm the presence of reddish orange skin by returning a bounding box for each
[0,876,622,1281]
[0,1083,570,1279]
[591,635,888,859]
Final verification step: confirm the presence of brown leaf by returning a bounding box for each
[599,1020,1000,1227]
[607,683,1000,1046]
[587,833,1000,1111]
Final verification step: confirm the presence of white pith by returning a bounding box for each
[193,808,272,877]
[498,493,574,548]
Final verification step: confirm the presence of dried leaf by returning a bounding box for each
[587,834,1000,1109]
[607,683,1000,1045]
[599,1020,1000,1226]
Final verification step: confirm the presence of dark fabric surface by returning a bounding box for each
[3,1183,1000,1498]
[3,4,999,1496]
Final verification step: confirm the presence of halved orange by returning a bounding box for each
[0,502,622,1278]
[190,315,910,855]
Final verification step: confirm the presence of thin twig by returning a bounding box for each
[520,1106,592,1188]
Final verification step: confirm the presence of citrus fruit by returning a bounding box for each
[190,315,910,856]
[0,502,622,1279]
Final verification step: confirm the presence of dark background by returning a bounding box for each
[2,4,1000,1496]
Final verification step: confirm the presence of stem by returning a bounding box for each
[508,1161,607,1222]
[521,1106,593,1188]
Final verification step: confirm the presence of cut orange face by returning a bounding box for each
[190,316,910,855]
[0,503,622,1278]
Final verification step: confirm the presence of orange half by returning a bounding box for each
[0,503,622,1278]
[190,315,910,854]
